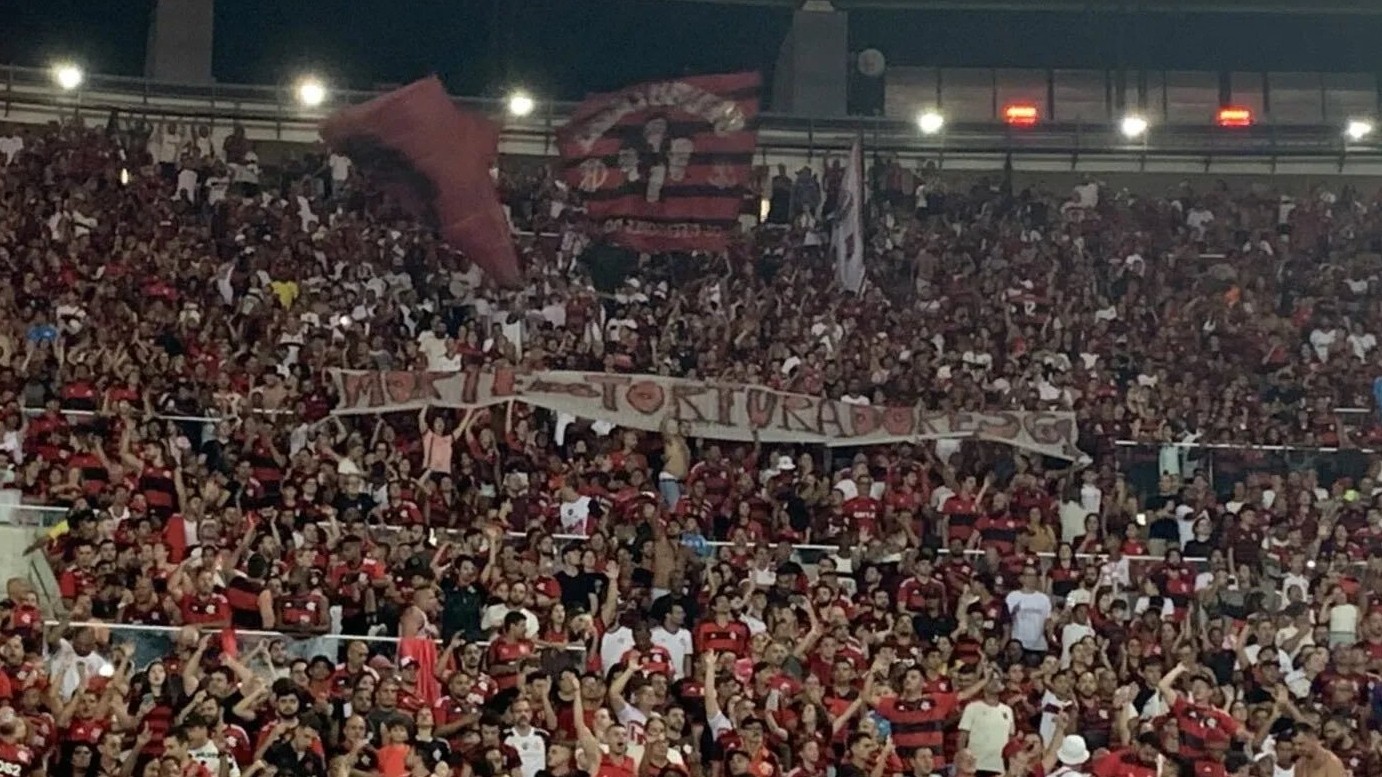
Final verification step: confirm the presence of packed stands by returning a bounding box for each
[0,112,1379,777]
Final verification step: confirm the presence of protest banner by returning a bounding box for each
[330,369,1085,460]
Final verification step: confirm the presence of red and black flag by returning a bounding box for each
[320,77,523,287]
[557,72,760,254]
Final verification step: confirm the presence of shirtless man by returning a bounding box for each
[658,419,689,509]
[1294,722,1347,777]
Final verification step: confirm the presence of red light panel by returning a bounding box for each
[1003,103,1039,127]
[1216,107,1253,127]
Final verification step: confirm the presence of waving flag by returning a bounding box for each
[320,77,522,286]
[558,72,760,253]
[398,636,441,705]
[833,136,865,293]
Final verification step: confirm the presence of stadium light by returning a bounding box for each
[1347,119,1375,141]
[295,77,327,107]
[916,110,945,135]
[507,90,536,118]
[1120,114,1149,139]
[1003,103,1038,127]
[52,63,84,91]
[1216,107,1253,128]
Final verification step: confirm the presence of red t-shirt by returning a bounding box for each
[179,592,230,625]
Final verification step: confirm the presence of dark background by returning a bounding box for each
[3,0,1382,100]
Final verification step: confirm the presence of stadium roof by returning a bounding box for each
[676,0,1382,13]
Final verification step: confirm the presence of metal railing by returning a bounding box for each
[1113,438,1374,503]
[6,63,1382,163]
[18,500,1204,568]
[44,620,587,676]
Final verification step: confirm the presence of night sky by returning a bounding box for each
[5,0,1382,102]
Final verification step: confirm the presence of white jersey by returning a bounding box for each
[504,727,549,777]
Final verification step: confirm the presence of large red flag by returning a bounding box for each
[398,636,441,705]
[320,77,522,287]
[557,72,760,254]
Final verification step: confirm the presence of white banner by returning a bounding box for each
[833,136,866,293]
[330,369,1085,460]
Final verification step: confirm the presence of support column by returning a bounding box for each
[772,1,849,117]
[145,0,215,84]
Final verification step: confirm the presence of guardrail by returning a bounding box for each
[16,500,1203,566]
[8,63,1382,173]
[43,620,588,678]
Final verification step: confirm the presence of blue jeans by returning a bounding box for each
[657,476,682,509]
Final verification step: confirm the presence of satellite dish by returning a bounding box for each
[857,49,886,78]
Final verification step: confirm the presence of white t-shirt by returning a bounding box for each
[959,700,1016,773]
[1349,333,1376,360]
[1281,574,1310,603]
[1079,483,1102,514]
[480,605,539,638]
[1284,669,1314,699]
[650,626,694,679]
[156,130,182,164]
[430,352,463,372]
[0,135,22,164]
[1187,208,1214,233]
[49,640,113,701]
[599,626,635,673]
[206,175,230,204]
[1059,500,1088,544]
[1241,644,1294,674]
[1275,624,1315,659]
[1059,622,1095,668]
[1074,182,1099,208]
[1310,328,1338,361]
[190,741,241,777]
[1005,590,1052,651]
[329,153,353,182]
[1328,603,1359,637]
[176,168,199,202]
[417,331,449,364]
[558,496,591,533]
[505,727,548,777]
[1037,691,1073,745]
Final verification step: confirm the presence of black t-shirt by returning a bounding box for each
[333,492,377,518]
[555,570,601,611]
[328,744,379,773]
[1148,515,1180,542]
[913,612,958,641]
[1200,648,1236,686]
[265,744,327,777]
[837,764,869,777]
[413,737,452,769]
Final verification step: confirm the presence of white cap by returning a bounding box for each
[1056,735,1090,766]
[776,455,796,471]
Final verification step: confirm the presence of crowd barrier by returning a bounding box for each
[13,501,1202,566]
[19,406,295,424]
[1113,438,1375,505]
[45,619,588,674]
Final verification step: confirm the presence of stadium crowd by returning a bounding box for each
[0,114,1377,777]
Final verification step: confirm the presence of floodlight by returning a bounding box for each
[1120,115,1148,139]
[507,91,536,117]
[53,63,84,91]
[917,110,945,135]
[296,77,327,107]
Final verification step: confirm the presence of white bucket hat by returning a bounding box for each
[1056,735,1090,766]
